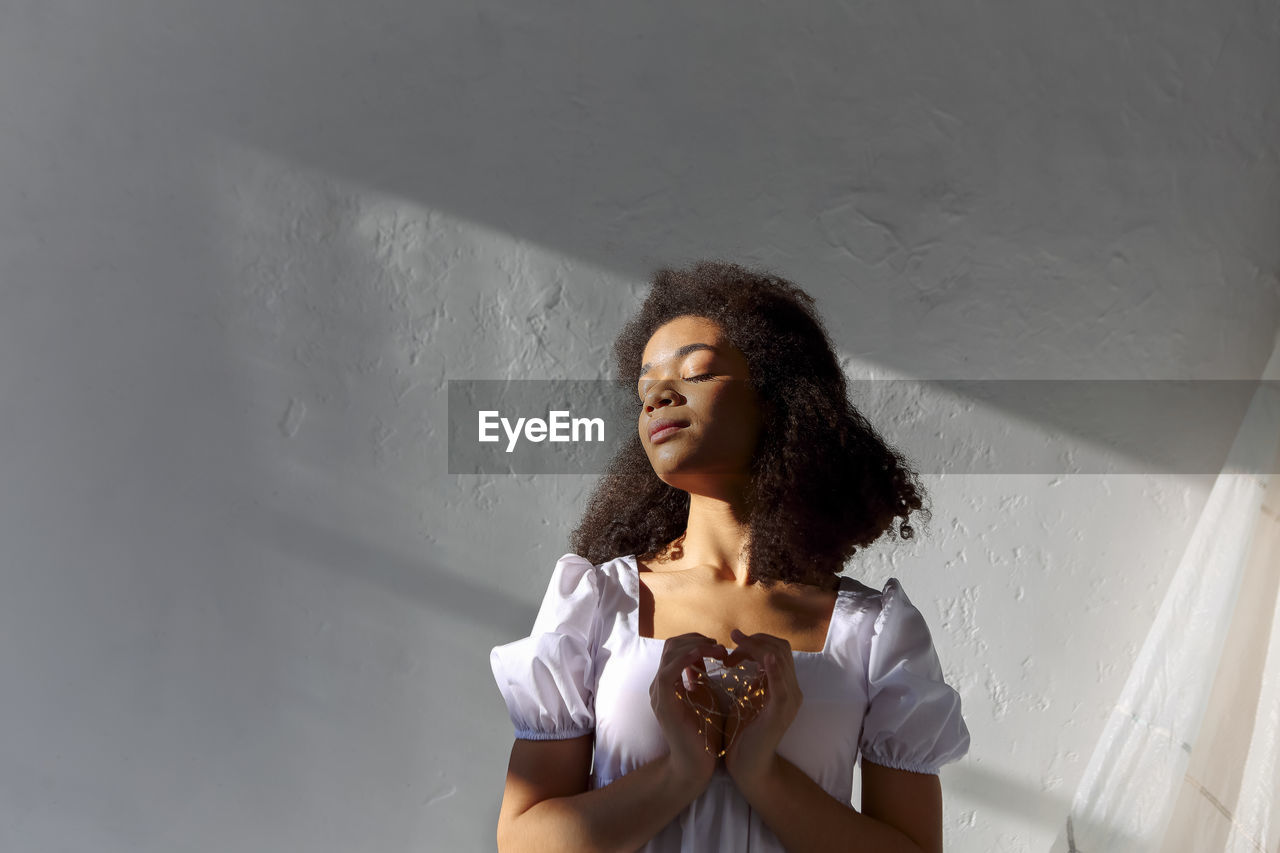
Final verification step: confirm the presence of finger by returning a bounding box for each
[760,651,794,687]
[663,642,728,672]
[664,634,728,658]
[723,641,774,668]
[762,652,802,700]
[670,665,708,702]
[667,643,726,670]
[662,654,720,690]
[728,630,788,660]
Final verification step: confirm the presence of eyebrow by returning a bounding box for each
[639,343,718,377]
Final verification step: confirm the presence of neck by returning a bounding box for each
[671,485,757,587]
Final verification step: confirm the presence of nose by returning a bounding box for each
[643,385,684,413]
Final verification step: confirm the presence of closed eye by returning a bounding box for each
[637,374,716,401]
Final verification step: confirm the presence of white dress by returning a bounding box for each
[490,553,971,852]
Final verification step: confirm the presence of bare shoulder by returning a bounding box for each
[633,548,688,574]
[633,552,701,587]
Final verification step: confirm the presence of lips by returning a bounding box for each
[647,417,689,442]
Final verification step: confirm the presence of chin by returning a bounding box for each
[648,466,692,491]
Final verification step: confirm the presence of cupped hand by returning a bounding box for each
[648,632,729,790]
[721,628,804,793]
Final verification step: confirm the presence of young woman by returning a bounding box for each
[490,260,970,852]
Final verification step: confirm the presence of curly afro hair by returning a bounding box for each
[568,259,931,589]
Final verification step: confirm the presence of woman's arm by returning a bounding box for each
[497,632,729,853]
[720,632,945,852]
[496,736,705,853]
[736,756,943,853]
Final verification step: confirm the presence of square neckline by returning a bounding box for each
[621,554,848,658]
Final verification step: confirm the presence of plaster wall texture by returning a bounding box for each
[0,1,1277,851]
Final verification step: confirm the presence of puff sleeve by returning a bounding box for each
[489,553,601,740]
[859,578,971,774]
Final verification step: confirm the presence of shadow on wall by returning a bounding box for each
[942,763,1141,852]
[241,500,538,632]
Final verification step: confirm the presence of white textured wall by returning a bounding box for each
[0,2,1277,851]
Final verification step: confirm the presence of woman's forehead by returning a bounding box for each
[641,316,727,359]
[639,342,717,376]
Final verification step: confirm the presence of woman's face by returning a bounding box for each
[637,315,762,494]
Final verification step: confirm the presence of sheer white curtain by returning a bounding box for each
[1159,458,1280,852]
[1051,331,1280,853]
